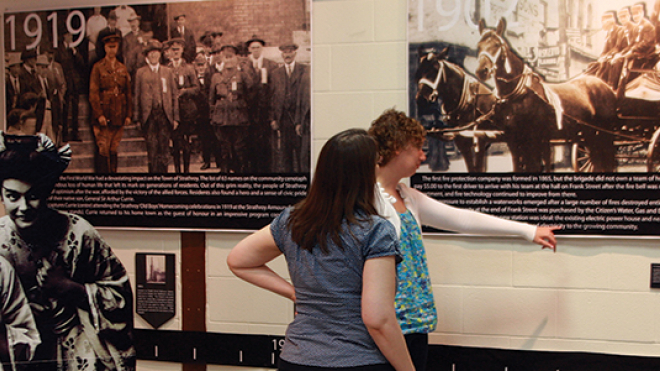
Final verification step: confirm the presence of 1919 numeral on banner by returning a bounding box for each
[5,10,86,51]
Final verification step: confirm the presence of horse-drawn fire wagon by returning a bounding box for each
[415,18,660,173]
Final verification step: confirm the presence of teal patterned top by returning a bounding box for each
[395,209,437,334]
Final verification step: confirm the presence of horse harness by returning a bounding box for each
[418,59,484,129]
[478,32,559,117]
[417,55,445,103]
[489,45,566,130]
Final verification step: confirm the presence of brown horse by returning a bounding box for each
[415,47,499,172]
[475,18,618,172]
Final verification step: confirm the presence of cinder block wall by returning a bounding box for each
[204,0,660,363]
[3,1,660,371]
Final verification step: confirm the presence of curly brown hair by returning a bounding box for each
[367,109,426,166]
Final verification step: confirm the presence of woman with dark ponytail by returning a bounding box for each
[228,129,415,371]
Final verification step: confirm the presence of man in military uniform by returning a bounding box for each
[96,10,123,63]
[89,33,132,173]
[167,38,200,173]
[133,40,180,173]
[209,44,254,173]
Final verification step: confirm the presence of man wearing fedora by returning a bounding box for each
[170,14,196,64]
[126,21,155,85]
[269,42,310,173]
[199,30,222,65]
[6,54,22,111]
[161,39,173,66]
[35,54,59,142]
[245,35,279,173]
[133,40,180,173]
[56,31,88,142]
[90,33,132,173]
[193,52,219,170]
[43,47,66,111]
[167,38,200,173]
[123,14,142,81]
[18,49,45,134]
[17,50,42,101]
[209,44,255,173]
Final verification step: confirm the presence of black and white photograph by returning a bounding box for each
[408,0,660,236]
[4,1,311,175]
[409,0,660,174]
[3,1,312,229]
[135,253,175,329]
[0,134,135,370]
[146,255,165,284]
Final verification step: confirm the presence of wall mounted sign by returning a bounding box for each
[136,253,176,328]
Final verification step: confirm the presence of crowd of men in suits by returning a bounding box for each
[6,6,311,175]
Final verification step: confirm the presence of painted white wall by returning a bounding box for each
[2,1,660,371]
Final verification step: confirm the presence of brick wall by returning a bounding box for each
[166,0,309,50]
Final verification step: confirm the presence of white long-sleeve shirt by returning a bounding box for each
[376,182,537,240]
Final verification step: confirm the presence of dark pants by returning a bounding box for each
[145,106,171,173]
[171,123,193,173]
[278,118,301,173]
[63,90,79,140]
[198,116,221,167]
[214,125,248,173]
[279,358,394,371]
[249,120,272,173]
[405,332,428,371]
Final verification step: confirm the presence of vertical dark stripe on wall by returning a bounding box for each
[181,231,207,371]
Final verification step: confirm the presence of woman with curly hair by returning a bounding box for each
[368,109,559,371]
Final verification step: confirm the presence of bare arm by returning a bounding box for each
[227,226,295,301]
[362,256,415,371]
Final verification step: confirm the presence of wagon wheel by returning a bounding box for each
[646,128,660,172]
[571,142,594,172]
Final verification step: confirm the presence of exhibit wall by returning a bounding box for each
[2,0,660,370]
